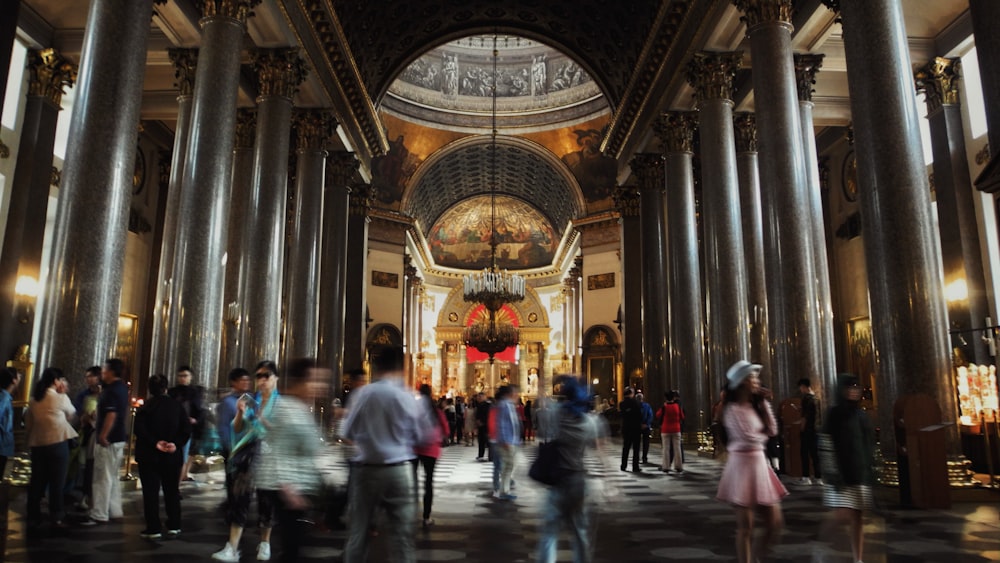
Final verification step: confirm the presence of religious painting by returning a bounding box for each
[587,272,615,291]
[372,270,399,288]
[561,128,617,205]
[115,314,139,385]
[427,195,558,270]
[371,134,422,207]
[847,317,877,409]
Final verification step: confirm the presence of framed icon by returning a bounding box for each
[841,150,858,202]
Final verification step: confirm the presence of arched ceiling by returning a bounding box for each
[404,136,584,241]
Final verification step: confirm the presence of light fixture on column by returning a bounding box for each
[462,34,525,363]
[14,275,39,324]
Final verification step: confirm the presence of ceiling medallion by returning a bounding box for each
[462,34,526,363]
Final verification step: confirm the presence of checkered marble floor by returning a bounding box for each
[4,439,998,562]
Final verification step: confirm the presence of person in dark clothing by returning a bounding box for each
[135,374,192,539]
[619,388,643,473]
[169,366,204,482]
[636,392,654,464]
[453,396,466,445]
[798,377,821,484]
[475,392,492,461]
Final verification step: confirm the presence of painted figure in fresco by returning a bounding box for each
[531,54,546,96]
[371,134,420,206]
[561,128,617,204]
[442,54,458,96]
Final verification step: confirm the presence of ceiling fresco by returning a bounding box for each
[428,195,558,270]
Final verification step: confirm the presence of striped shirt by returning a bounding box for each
[253,395,321,494]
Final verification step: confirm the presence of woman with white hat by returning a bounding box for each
[715,360,788,563]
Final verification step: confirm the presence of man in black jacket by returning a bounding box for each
[135,374,191,540]
[619,387,643,473]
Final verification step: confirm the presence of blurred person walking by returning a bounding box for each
[413,384,449,527]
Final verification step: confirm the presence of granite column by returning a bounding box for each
[343,185,374,372]
[613,187,644,385]
[318,151,356,378]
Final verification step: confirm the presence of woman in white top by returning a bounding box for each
[26,367,78,528]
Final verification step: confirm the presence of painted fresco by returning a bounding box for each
[427,195,557,270]
[371,134,423,206]
[561,127,617,205]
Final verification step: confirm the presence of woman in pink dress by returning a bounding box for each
[716,360,788,563]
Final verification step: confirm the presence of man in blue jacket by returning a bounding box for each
[637,392,654,465]
[494,385,521,500]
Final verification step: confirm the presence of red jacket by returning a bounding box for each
[415,407,449,459]
[658,402,684,434]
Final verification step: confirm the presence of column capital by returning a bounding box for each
[167,48,198,97]
[234,108,257,149]
[202,0,261,23]
[794,53,825,102]
[915,57,961,113]
[630,153,665,191]
[294,109,338,151]
[686,51,743,104]
[654,111,699,153]
[27,48,77,107]
[733,112,758,153]
[252,48,308,101]
[613,186,641,218]
[349,183,377,215]
[327,151,359,186]
[820,0,840,14]
[733,0,793,30]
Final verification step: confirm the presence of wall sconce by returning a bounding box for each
[14,275,39,324]
[944,279,968,303]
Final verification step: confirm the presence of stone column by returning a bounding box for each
[795,54,837,401]
[403,257,418,382]
[733,1,820,401]
[284,109,335,363]
[169,1,259,387]
[827,0,958,455]
[0,49,76,361]
[733,113,770,385]
[630,153,669,405]
[656,112,708,421]
[613,187,644,384]
[343,185,374,372]
[148,48,197,378]
[238,48,307,366]
[218,109,256,378]
[915,58,991,363]
[318,151,356,377]
[686,51,750,387]
[36,0,159,381]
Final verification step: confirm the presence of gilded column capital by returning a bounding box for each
[234,108,257,149]
[294,109,338,151]
[252,48,308,101]
[613,186,641,218]
[201,0,261,23]
[733,0,793,31]
[327,151,359,187]
[349,183,377,215]
[733,112,758,153]
[654,111,699,153]
[686,51,743,104]
[794,53,825,102]
[167,48,198,97]
[630,153,665,192]
[27,48,77,107]
[914,57,961,113]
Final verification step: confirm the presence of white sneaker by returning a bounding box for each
[797,477,812,485]
[257,541,271,561]
[212,542,240,562]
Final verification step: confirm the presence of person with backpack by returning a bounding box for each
[657,391,685,473]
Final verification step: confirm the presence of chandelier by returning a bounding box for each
[462,34,525,363]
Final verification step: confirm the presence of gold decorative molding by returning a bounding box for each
[794,53,825,103]
[50,166,61,187]
[326,151,359,186]
[349,183,377,215]
[233,108,256,149]
[201,0,260,23]
[252,48,308,101]
[915,57,961,113]
[733,0,793,30]
[686,51,743,104]
[167,48,198,97]
[654,111,699,153]
[0,138,8,159]
[733,112,758,153]
[975,143,990,166]
[294,109,337,151]
[613,186,641,218]
[630,153,665,192]
[27,48,77,107]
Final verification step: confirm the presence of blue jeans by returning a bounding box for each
[491,444,501,492]
[536,474,589,563]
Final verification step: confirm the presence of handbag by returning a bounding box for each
[528,440,565,486]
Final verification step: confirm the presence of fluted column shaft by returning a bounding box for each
[37,0,157,384]
[284,110,335,363]
[658,112,708,421]
[343,187,373,372]
[0,49,75,361]
[318,152,356,378]
[916,59,991,364]
[632,153,669,406]
[239,48,306,367]
[614,188,644,383]
[833,0,957,455]
[687,52,750,387]
[149,48,196,378]
[170,6,253,387]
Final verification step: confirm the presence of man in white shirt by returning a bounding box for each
[341,347,425,563]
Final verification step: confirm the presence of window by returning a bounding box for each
[960,46,988,140]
